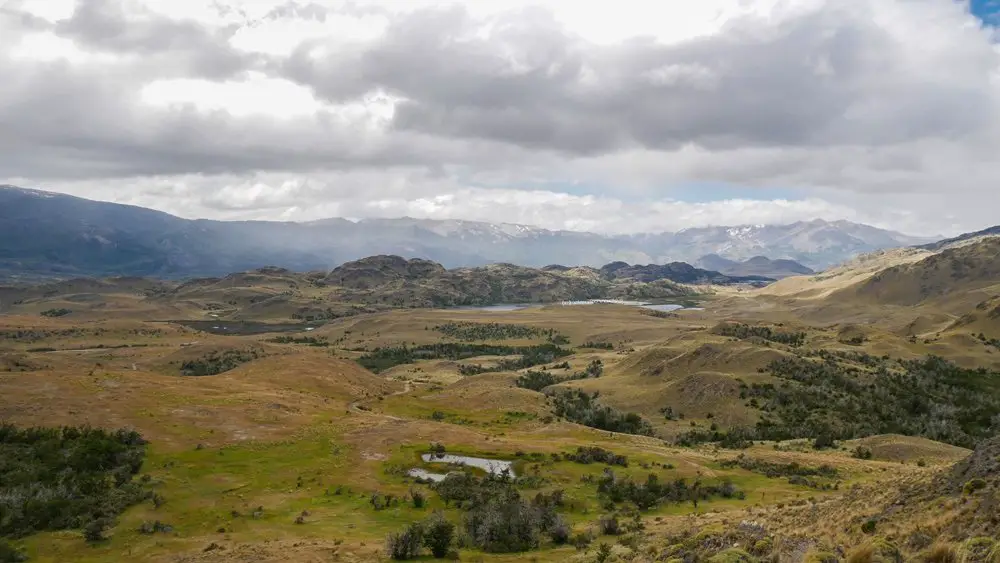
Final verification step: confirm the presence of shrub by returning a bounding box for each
[0,541,27,563]
[571,530,595,550]
[847,539,903,563]
[433,322,551,341]
[411,489,426,509]
[708,548,757,563]
[598,515,620,536]
[922,543,957,563]
[958,538,996,563]
[359,342,572,374]
[549,516,571,545]
[516,370,559,391]
[861,519,877,534]
[464,494,544,553]
[813,434,836,450]
[137,520,173,535]
[422,512,455,558]
[39,308,72,317]
[0,424,149,539]
[712,323,806,347]
[752,538,774,556]
[181,348,262,376]
[596,542,613,563]
[386,522,424,560]
[744,354,1000,448]
[595,470,743,511]
[804,551,840,563]
[563,446,628,467]
[83,517,112,543]
[853,446,873,460]
[548,389,654,436]
[963,479,987,495]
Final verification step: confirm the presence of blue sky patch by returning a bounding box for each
[971,0,1000,26]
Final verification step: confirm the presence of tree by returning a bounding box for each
[422,512,455,558]
[596,542,613,563]
[386,522,424,560]
[83,517,113,543]
[0,540,28,563]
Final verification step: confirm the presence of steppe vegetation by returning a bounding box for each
[1,238,1000,562]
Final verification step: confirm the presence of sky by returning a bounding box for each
[1,0,999,236]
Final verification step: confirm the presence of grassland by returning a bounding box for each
[2,245,1000,562]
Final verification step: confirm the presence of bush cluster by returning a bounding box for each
[386,512,456,560]
[745,354,1000,448]
[433,322,549,341]
[515,360,604,391]
[0,424,151,540]
[392,472,568,556]
[560,446,629,467]
[265,335,329,346]
[459,345,575,376]
[39,308,72,318]
[712,323,806,347]
[358,343,572,374]
[180,348,262,376]
[596,469,744,511]
[548,389,654,436]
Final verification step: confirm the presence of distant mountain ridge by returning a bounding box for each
[696,254,814,279]
[0,185,933,280]
[916,225,1000,251]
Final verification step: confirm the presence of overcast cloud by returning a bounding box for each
[1,0,998,236]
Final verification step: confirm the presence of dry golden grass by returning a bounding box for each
[1,275,997,563]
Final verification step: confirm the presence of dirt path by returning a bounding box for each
[348,379,412,420]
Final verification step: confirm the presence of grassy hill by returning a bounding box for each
[2,253,1000,562]
[1,256,712,323]
[843,237,1000,307]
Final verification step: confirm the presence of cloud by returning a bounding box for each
[0,0,999,237]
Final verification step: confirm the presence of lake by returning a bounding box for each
[170,320,325,335]
[451,300,697,313]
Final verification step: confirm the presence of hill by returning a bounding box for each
[2,252,1000,562]
[598,261,772,285]
[754,247,933,300]
[843,237,1000,307]
[0,256,716,321]
[917,224,1000,251]
[0,186,932,280]
[697,254,814,279]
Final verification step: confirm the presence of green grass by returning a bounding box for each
[12,396,857,563]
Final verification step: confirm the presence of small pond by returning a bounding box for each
[448,304,537,312]
[419,454,517,478]
[170,320,326,335]
[407,468,449,482]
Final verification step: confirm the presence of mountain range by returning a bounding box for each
[0,185,936,280]
[695,254,815,279]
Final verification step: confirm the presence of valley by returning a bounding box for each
[1,237,1000,562]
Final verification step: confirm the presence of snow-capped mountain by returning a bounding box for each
[653,219,932,267]
[0,186,937,280]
